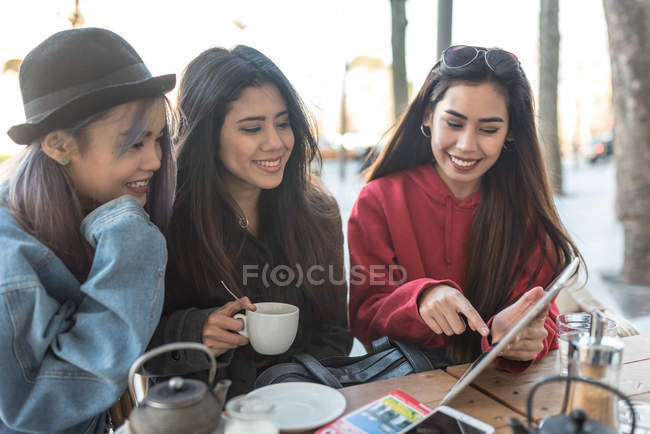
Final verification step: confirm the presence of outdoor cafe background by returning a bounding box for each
[3,1,643,357]
[0,0,611,159]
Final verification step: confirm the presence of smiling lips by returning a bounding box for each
[448,153,480,171]
[126,178,150,193]
[253,157,282,173]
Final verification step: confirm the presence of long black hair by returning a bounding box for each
[365,47,582,362]
[165,46,344,325]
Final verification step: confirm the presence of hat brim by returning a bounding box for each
[7,73,175,144]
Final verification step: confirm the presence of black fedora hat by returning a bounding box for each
[8,27,175,144]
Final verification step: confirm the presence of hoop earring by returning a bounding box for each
[420,124,431,138]
[503,140,513,151]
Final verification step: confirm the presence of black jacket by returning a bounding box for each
[147,211,352,398]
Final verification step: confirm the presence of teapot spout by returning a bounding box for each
[214,379,232,411]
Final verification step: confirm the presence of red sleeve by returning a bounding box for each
[347,185,458,346]
[480,243,559,373]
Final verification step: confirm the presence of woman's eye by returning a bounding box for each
[480,128,499,134]
[241,127,261,134]
[132,141,144,149]
[277,121,291,129]
[445,120,462,128]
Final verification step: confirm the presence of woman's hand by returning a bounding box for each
[202,298,251,356]
[418,284,489,337]
[492,287,549,361]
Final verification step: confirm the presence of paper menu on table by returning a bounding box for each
[315,389,433,434]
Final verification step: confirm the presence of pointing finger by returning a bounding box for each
[458,302,489,336]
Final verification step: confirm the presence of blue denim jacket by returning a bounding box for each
[0,193,166,433]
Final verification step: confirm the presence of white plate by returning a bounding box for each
[247,382,347,432]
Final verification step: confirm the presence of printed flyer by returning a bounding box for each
[315,389,433,434]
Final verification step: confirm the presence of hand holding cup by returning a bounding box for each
[202,298,251,356]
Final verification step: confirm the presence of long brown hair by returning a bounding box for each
[165,46,344,324]
[365,49,582,362]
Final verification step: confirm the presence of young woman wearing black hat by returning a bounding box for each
[0,28,176,433]
[146,46,352,397]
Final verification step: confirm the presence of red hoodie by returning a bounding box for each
[347,162,558,372]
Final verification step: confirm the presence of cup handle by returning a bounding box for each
[233,313,248,338]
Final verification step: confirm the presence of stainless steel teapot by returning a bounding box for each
[507,375,636,434]
[127,342,231,434]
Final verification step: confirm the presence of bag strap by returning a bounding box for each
[391,339,434,373]
[254,362,313,388]
[294,353,343,388]
[371,336,393,353]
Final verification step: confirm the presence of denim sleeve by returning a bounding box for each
[0,196,166,432]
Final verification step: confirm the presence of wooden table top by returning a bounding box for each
[336,334,650,434]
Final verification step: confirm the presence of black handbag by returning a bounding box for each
[254,337,451,389]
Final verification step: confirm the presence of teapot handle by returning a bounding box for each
[526,375,636,434]
[127,342,218,407]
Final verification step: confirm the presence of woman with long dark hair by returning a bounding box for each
[149,45,351,396]
[348,45,581,370]
[0,28,175,432]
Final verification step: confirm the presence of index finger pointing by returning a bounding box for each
[458,302,489,336]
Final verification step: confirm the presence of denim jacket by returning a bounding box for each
[0,192,166,433]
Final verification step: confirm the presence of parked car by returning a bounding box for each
[585,132,614,164]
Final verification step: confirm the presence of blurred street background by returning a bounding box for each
[2,1,649,338]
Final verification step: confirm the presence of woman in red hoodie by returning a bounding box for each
[348,46,581,372]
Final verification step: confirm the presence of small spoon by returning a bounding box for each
[220,280,256,311]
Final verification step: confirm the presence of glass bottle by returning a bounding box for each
[567,311,624,431]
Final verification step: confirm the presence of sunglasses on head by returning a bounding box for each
[441,45,520,74]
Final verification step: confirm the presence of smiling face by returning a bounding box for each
[218,83,294,200]
[65,98,165,207]
[424,81,509,199]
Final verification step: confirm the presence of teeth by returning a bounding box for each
[450,155,478,167]
[255,159,280,167]
[127,179,149,187]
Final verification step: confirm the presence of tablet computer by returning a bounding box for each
[439,256,580,406]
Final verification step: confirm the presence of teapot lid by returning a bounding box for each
[143,376,208,409]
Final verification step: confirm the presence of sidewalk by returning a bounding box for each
[554,159,650,333]
[319,157,650,336]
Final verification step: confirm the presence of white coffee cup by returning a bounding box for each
[233,302,299,355]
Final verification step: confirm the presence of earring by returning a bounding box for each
[503,140,513,151]
[420,124,431,138]
[60,158,69,166]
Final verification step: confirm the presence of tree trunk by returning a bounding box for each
[538,0,563,195]
[390,0,408,120]
[437,0,453,58]
[603,0,650,286]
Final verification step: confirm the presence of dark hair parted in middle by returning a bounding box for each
[165,45,344,325]
[365,48,582,363]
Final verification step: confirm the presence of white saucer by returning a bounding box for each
[247,382,347,432]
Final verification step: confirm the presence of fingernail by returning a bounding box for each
[482,327,490,335]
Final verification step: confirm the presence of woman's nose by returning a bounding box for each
[456,129,478,151]
[261,127,286,151]
[142,140,162,172]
